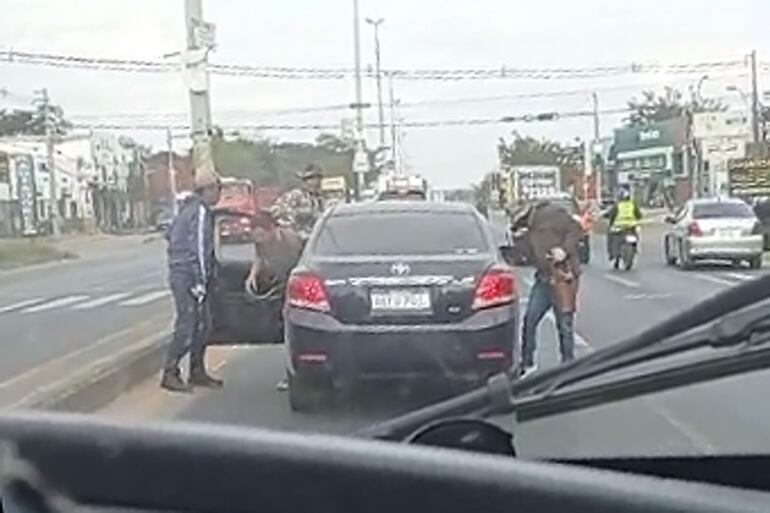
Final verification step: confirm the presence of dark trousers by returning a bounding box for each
[521,278,575,367]
[165,272,210,373]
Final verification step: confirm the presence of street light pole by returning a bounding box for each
[749,50,761,144]
[184,0,213,143]
[366,17,386,147]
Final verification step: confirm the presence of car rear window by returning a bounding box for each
[693,202,754,219]
[313,212,489,256]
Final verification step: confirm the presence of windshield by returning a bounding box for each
[314,212,488,256]
[693,202,755,219]
[4,0,770,466]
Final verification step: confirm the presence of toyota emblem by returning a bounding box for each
[390,262,411,276]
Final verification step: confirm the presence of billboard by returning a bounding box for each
[727,157,770,199]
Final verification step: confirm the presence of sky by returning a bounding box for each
[2,0,770,188]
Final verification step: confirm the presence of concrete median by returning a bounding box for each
[2,314,172,414]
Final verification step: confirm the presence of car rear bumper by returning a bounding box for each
[686,235,763,258]
[285,303,518,386]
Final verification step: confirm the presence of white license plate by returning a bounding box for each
[371,289,431,312]
[625,235,638,243]
[719,229,742,238]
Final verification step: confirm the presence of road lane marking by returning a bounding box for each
[648,400,716,453]
[0,298,45,314]
[22,295,90,314]
[692,274,735,286]
[624,292,672,300]
[73,293,131,310]
[120,290,171,306]
[724,272,756,282]
[603,274,641,289]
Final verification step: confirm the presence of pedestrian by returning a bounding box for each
[269,164,326,392]
[269,163,325,241]
[245,209,304,300]
[512,199,584,376]
[160,164,224,392]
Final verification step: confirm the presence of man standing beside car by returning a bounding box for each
[161,158,224,393]
[512,199,584,376]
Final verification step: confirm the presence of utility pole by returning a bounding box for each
[167,128,178,215]
[750,50,761,144]
[366,17,386,147]
[35,88,60,236]
[351,0,367,199]
[591,92,600,141]
[184,0,214,146]
[388,72,398,174]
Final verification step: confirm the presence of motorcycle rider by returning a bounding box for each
[605,186,642,266]
[512,199,584,376]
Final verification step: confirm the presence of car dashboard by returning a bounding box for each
[0,412,769,513]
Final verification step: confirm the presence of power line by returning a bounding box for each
[69,107,633,132]
[0,48,752,81]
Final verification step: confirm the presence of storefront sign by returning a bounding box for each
[727,157,770,198]
[15,155,38,236]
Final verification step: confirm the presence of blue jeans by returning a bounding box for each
[521,277,575,367]
[165,271,210,373]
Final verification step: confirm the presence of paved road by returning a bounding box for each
[0,235,170,407]
[101,223,770,459]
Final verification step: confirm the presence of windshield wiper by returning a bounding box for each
[359,273,770,441]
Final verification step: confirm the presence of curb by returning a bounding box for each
[19,334,170,414]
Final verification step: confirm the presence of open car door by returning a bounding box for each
[207,210,283,345]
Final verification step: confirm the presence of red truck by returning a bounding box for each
[215,178,282,243]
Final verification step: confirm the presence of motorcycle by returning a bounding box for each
[610,226,639,271]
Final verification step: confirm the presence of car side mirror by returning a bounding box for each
[499,245,516,265]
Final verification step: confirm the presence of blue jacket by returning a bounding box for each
[166,193,215,285]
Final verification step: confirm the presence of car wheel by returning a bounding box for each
[750,255,763,270]
[288,373,322,413]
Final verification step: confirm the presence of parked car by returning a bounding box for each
[284,201,520,411]
[663,197,764,269]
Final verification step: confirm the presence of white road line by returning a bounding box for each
[692,274,735,287]
[724,272,757,282]
[120,290,170,306]
[22,295,90,314]
[624,292,672,300]
[72,292,131,310]
[603,274,641,289]
[0,298,45,314]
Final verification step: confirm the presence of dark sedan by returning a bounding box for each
[284,201,520,411]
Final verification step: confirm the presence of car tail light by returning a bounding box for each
[473,267,517,310]
[688,222,703,237]
[287,272,330,312]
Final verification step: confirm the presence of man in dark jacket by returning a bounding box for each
[161,166,223,392]
[512,199,584,376]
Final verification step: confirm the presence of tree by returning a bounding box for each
[0,103,71,137]
[626,86,727,127]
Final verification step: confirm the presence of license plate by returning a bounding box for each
[371,289,431,312]
[625,235,638,243]
[719,229,741,238]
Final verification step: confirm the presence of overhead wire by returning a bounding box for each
[0,49,753,81]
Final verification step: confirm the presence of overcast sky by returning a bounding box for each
[2,0,770,188]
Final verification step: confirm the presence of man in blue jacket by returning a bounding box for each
[161,166,223,392]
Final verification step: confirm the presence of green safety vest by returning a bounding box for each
[614,200,638,227]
